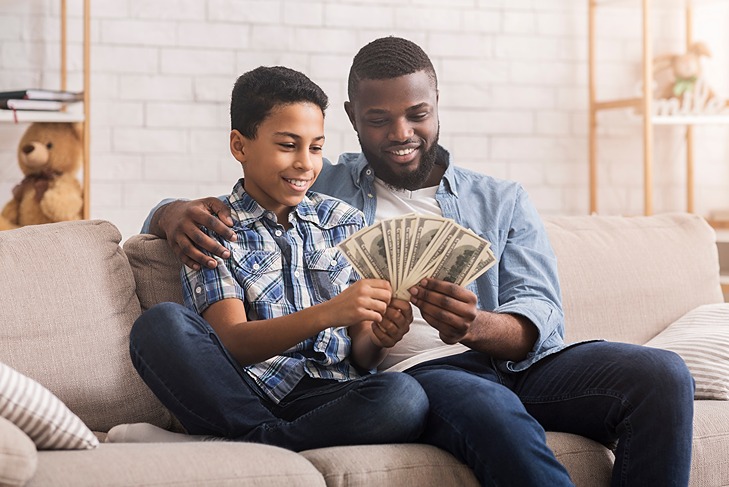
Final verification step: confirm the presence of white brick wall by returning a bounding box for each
[1,0,729,239]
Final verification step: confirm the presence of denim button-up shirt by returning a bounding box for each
[310,148,568,372]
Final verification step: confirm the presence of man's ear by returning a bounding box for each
[344,101,357,132]
[230,130,246,164]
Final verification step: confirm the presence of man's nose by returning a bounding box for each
[388,118,414,142]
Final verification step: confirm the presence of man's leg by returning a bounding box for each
[406,352,574,486]
[514,341,694,487]
[130,302,428,451]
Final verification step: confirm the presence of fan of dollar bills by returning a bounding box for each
[338,214,497,300]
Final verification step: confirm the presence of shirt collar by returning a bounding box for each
[228,179,320,227]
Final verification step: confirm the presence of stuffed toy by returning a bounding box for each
[653,41,713,101]
[0,122,83,231]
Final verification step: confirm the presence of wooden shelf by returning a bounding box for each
[588,0,729,216]
[0,109,85,123]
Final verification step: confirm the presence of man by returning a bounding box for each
[142,37,694,486]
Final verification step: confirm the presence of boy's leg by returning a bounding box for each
[515,341,694,487]
[260,373,429,451]
[405,352,574,486]
[130,302,278,437]
[131,302,428,451]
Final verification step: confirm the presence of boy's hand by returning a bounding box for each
[328,279,391,327]
[151,198,236,270]
[370,299,412,348]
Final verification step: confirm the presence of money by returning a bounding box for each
[338,214,497,299]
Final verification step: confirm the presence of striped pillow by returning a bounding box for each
[0,362,98,450]
[645,303,729,400]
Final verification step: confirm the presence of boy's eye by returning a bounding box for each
[279,143,295,149]
[310,145,323,152]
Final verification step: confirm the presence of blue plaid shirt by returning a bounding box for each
[182,179,366,403]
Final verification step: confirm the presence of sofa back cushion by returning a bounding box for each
[124,214,724,349]
[544,213,724,345]
[0,220,171,432]
[123,234,184,310]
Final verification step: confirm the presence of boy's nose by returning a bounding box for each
[294,150,314,170]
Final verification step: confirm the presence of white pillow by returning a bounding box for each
[0,362,98,450]
[645,303,729,400]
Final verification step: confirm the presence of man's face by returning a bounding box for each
[345,70,440,191]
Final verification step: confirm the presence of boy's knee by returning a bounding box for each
[131,302,191,347]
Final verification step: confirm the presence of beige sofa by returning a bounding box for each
[1,213,727,486]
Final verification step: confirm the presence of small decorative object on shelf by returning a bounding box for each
[0,89,83,102]
[652,42,727,117]
[0,122,84,231]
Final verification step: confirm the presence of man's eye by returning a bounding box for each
[411,112,428,120]
[367,119,387,126]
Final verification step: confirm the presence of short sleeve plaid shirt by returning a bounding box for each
[182,179,367,403]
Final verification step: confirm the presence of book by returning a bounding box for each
[0,99,65,111]
[0,89,83,102]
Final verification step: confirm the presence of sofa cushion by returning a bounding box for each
[0,362,97,450]
[123,234,184,311]
[544,213,724,344]
[0,416,37,487]
[645,303,729,400]
[301,444,479,487]
[691,400,729,486]
[27,442,326,487]
[0,220,171,432]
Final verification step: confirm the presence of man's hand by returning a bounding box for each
[409,278,477,344]
[150,198,236,270]
[370,299,413,348]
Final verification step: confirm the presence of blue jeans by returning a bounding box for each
[129,302,428,452]
[406,345,694,487]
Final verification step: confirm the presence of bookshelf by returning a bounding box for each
[588,0,729,216]
[0,0,91,219]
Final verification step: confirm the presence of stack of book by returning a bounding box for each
[0,89,83,111]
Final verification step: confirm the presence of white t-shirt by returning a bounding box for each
[372,178,469,372]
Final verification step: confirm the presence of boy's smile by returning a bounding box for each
[230,102,325,226]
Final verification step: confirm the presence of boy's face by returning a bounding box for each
[231,102,325,221]
[344,70,441,191]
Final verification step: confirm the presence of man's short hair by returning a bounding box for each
[231,66,329,138]
[347,36,438,99]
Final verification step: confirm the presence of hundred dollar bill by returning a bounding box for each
[338,239,379,280]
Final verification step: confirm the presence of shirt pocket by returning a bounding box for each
[234,250,285,304]
[305,247,352,304]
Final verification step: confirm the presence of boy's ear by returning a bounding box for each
[344,101,357,132]
[230,129,246,164]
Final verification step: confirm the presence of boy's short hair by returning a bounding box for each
[231,66,329,138]
[347,36,438,99]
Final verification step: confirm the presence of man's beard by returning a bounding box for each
[360,130,441,191]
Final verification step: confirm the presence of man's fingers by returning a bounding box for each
[177,237,219,269]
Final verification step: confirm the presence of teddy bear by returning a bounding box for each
[653,41,713,101]
[0,122,84,231]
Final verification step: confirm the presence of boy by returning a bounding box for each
[129,66,428,451]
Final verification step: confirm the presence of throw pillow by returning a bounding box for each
[0,362,99,450]
[645,303,729,400]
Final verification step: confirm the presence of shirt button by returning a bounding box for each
[275,230,282,236]
[366,169,372,175]
[294,271,300,278]
[195,286,202,295]
[330,260,337,266]
[252,263,260,270]
[367,193,373,198]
